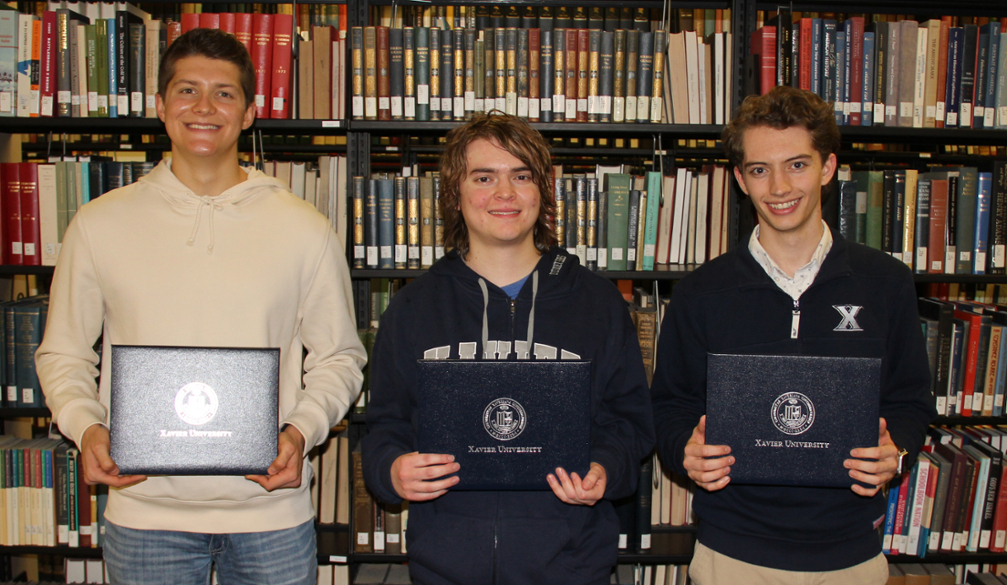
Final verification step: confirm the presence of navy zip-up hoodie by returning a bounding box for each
[651,227,937,572]
[362,247,655,585]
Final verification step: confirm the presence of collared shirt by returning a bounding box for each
[748,220,833,301]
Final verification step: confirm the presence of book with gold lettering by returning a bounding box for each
[705,353,880,487]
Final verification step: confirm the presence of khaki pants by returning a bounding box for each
[689,542,889,585]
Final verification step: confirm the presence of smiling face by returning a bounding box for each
[458,138,541,256]
[156,55,255,163]
[733,124,837,244]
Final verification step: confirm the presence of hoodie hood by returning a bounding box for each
[137,159,291,253]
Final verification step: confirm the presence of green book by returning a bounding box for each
[414,27,430,121]
[641,171,662,271]
[14,299,47,408]
[605,173,632,271]
[865,170,884,251]
[955,167,979,274]
[850,170,870,245]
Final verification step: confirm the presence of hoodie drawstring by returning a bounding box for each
[187,196,223,254]
[477,270,539,358]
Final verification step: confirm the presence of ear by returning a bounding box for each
[155,93,166,123]
[820,153,837,186]
[733,165,749,196]
[242,102,255,130]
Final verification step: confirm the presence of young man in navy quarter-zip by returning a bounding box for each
[651,85,936,585]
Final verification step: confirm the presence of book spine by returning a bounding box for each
[516,27,528,119]
[564,28,578,121]
[351,176,365,269]
[960,25,979,128]
[388,27,403,120]
[376,26,391,121]
[251,14,273,119]
[599,31,614,124]
[128,22,143,118]
[393,176,406,269]
[407,177,420,270]
[452,28,464,120]
[528,28,540,121]
[539,30,553,123]
[414,27,429,121]
[114,11,128,118]
[465,29,476,118]
[505,27,517,117]
[985,25,1000,128]
[439,28,454,120]
[915,178,931,273]
[848,17,864,125]
[861,32,875,126]
[39,12,56,117]
[586,29,600,123]
[365,179,378,268]
[650,30,665,124]
[552,29,565,120]
[403,27,415,120]
[18,164,39,267]
[55,10,71,117]
[2,163,22,265]
[626,29,639,120]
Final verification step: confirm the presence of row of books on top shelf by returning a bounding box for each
[0,436,107,548]
[834,164,1007,276]
[0,1,350,121]
[350,18,732,126]
[0,160,153,267]
[750,12,1007,130]
[350,165,732,273]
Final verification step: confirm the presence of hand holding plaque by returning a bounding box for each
[392,452,461,501]
[683,415,733,492]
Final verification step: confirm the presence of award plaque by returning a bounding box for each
[705,353,881,487]
[416,360,592,490]
[109,345,280,475]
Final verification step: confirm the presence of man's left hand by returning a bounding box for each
[845,417,899,497]
[547,463,607,506]
[246,426,306,491]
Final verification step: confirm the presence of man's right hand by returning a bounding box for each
[80,425,147,488]
[683,415,733,492]
[391,452,460,501]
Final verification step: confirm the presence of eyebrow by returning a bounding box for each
[171,79,239,90]
[743,154,812,170]
[468,166,532,175]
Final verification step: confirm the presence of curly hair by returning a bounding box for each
[158,28,256,109]
[439,113,557,255]
[722,85,841,168]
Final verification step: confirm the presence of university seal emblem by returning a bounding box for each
[483,398,527,441]
[175,382,219,426]
[771,392,815,435]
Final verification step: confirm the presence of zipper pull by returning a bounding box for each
[791,299,800,339]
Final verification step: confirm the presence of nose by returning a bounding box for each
[496,178,518,199]
[192,92,215,115]
[769,170,790,196]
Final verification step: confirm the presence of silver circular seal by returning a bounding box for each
[770,392,815,435]
[483,398,527,441]
[174,382,219,426]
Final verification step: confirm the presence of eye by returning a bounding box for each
[791,161,806,170]
[514,173,532,182]
[748,167,766,177]
[475,176,493,184]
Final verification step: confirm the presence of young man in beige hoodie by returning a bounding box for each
[35,28,365,584]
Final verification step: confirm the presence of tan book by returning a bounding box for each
[298,38,314,119]
[352,445,373,553]
[650,30,666,123]
[313,25,332,119]
[577,29,589,122]
[613,29,626,123]
[494,27,506,112]
[587,30,600,122]
[924,19,941,128]
[666,32,688,125]
[407,177,420,269]
[505,27,518,115]
[565,29,578,120]
[383,503,403,554]
[902,168,917,268]
[364,26,377,120]
[403,27,415,120]
[394,176,406,269]
[351,26,364,119]
[335,430,350,525]
[420,176,434,268]
[553,29,566,118]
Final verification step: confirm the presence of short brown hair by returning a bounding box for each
[158,28,256,109]
[439,113,557,255]
[722,85,841,168]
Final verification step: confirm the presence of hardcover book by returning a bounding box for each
[705,353,880,487]
[416,360,591,490]
[109,346,279,475]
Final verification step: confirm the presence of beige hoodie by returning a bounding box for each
[36,160,365,533]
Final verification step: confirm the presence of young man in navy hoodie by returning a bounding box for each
[651,86,935,584]
[361,113,655,585]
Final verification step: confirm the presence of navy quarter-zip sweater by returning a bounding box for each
[651,227,936,572]
[362,247,655,585]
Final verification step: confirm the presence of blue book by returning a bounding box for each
[810,18,822,97]
[946,27,964,128]
[0,10,16,118]
[974,172,992,274]
[985,24,1000,128]
[79,162,90,204]
[862,32,876,126]
[882,477,900,553]
[822,20,837,106]
[377,178,394,269]
[974,25,992,129]
[835,30,846,125]
[106,17,117,118]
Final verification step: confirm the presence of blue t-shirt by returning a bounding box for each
[501,275,530,299]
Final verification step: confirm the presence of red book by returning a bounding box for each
[935,443,968,552]
[251,13,274,119]
[2,163,22,265]
[234,13,253,55]
[199,13,220,30]
[935,17,951,129]
[269,13,294,119]
[167,21,182,47]
[892,470,912,554]
[0,166,6,265]
[848,17,865,125]
[219,12,235,35]
[988,464,1007,551]
[18,163,39,267]
[927,178,949,274]
[954,308,984,416]
[180,13,199,34]
[798,18,813,91]
[376,25,390,121]
[39,11,56,117]
[750,26,776,96]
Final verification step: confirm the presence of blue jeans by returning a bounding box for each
[103,519,317,585]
